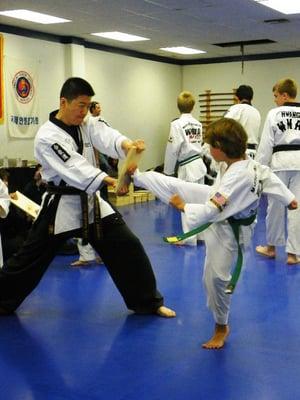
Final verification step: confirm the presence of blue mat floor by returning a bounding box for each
[1,197,300,400]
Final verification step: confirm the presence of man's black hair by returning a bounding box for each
[60,77,95,100]
[236,85,253,102]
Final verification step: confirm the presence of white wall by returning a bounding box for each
[86,48,181,169]
[0,32,181,169]
[182,58,300,124]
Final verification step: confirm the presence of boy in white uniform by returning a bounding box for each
[224,85,261,159]
[0,178,10,267]
[126,118,297,349]
[256,78,300,264]
[164,91,206,245]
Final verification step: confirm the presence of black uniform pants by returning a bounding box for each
[0,206,163,314]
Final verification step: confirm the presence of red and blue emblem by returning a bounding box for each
[12,70,34,104]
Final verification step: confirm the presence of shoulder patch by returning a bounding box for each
[210,192,228,211]
[51,143,71,162]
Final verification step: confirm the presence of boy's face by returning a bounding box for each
[210,145,226,162]
[273,90,289,107]
[60,95,91,126]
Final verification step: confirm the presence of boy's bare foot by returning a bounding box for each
[156,306,176,318]
[287,253,300,265]
[202,324,229,349]
[256,245,276,258]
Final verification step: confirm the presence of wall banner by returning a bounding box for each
[0,35,3,124]
[5,56,40,138]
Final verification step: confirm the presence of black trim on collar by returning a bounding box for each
[283,102,300,107]
[49,110,83,154]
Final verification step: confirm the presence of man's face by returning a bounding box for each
[92,103,101,117]
[60,95,91,125]
[273,90,288,107]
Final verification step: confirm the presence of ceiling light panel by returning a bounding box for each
[160,46,206,55]
[91,31,150,42]
[254,0,300,14]
[0,9,70,24]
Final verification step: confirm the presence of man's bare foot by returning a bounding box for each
[202,324,230,349]
[70,260,90,267]
[256,245,276,258]
[156,306,176,318]
[95,256,104,264]
[287,253,300,265]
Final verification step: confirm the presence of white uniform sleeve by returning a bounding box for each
[0,180,10,218]
[163,122,183,175]
[89,119,128,160]
[256,111,275,166]
[224,105,240,120]
[36,132,107,194]
[260,165,295,205]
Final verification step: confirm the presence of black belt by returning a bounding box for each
[247,143,257,150]
[273,144,300,153]
[46,184,102,245]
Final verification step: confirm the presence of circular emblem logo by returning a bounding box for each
[12,71,34,104]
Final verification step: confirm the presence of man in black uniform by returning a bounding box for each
[0,77,175,318]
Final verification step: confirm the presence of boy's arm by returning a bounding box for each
[163,123,183,176]
[256,112,274,166]
[261,168,296,206]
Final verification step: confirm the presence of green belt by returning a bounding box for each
[163,213,256,294]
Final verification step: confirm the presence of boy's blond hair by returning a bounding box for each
[273,78,297,99]
[205,118,248,158]
[177,91,195,113]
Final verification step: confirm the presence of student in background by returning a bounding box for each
[224,84,261,159]
[163,91,207,246]
[0,174,10,267]
[256,78,300,264]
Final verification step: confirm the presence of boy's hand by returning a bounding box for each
[103,176,117,188]
[288,199,298,210]
[169,194,185,212]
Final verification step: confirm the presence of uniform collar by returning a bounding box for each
[283,102,300,107]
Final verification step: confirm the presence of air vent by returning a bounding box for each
[264,18,290,24]
[213,39,276,47]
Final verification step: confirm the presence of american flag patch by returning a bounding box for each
[210,192,228,211]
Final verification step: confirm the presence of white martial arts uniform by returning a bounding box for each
[256,102,300,255]
[0,179,10,267]
[133,159,294,325]
[35,116,127,234]
[224,102,261,158]
[163,113,207,245]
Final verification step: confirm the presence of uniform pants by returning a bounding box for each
[266,170,300,255]
[0,204,163,314]
[133,171,235,324]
